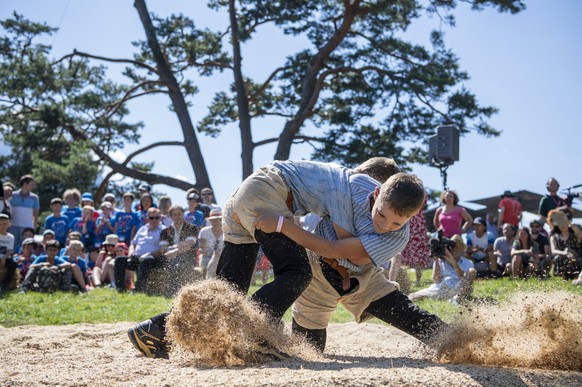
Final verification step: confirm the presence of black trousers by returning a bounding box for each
[115,254,166,292]
[151,230,313,332]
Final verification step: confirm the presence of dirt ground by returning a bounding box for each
[1,321,581,387]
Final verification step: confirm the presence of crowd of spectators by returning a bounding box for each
[0,175,227,295]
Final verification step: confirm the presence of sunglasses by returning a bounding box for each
[148,216,161,220]
[202,192,212,196]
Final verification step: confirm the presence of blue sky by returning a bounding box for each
[1,0,581,216]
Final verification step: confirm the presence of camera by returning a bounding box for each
[429,230,456,258]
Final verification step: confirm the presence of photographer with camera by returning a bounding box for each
[409,234,476,304]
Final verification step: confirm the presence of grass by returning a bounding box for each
[1,271,580,327]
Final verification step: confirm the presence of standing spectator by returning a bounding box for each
[466,216,499,278]
[101,193,119,218]
[497,190,522,231]
[115,192,140,244]
[493,223,516,276]
[200,187,221,213]
[44,198,70,246]
[529,219,551,277]
[539,178,570,224]
[2,182,15,201]
[409,235,476,304]
[198,208,224,279]
[62,188,82,224]
[548,209,582,280]
[160,205,199,294]
[0,182,10,218]
[158,196,173,227]
[186,188,210,218]
[81,192,99,221]
[95,202,116,248]
[138,193,155,227]
[511,227,539,279]
[115,208,165,293]
[134,184,153,212]
[388,194,430,287]
[69,206,97,249]
[433,190,473,238]
[8,174,39,248]
[184,192,205,228]
[0,213,17,292]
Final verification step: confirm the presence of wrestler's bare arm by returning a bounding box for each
[254,213,372,265]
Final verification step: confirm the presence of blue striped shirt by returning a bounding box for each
[272,160,409,269]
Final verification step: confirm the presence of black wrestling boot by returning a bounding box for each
[292,318,327,353]
[127,319,169,359]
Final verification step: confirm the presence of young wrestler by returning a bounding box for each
[128,159,425,358]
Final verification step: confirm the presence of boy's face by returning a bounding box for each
[0,219,10,233]
[124,197,133,206]
[371,188,410,233]
[51,203,62,213]
[65,195,77,207]
[89,251,98,261]
[69,245,83,258]
[46,246,59,258]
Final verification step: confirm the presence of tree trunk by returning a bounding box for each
[229,0,254,179]
[134,0,212,191]
[274,1,358,161]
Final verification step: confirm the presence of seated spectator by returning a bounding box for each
[92,234,118,288]
[184,192,205,228]
[44,197,70,247]
[62,188,82,224]
[510,227,539,279]
[408,235,476,303]
[60,231,83,258]
[95,202,116,248]
[115,192,140,244]
[433,190,473,238]
[493,223,516,276]
[0,213,17,292]
[41,229,56,254]
[548,210,582,280]
[19,240,73,293]
[466,217,499,278]
[85,246,99,286]
[198,208,224,279]
[16,238,38,281]
[160,205,199,295]
[15,227,35,254]
[69,205,97,249]
[114,207,165,293]
[529,219,551,277]
[63,240,89,292]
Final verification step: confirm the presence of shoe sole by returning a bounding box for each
[127,326,166,358]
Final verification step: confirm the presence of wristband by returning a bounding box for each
[276,215,284,233]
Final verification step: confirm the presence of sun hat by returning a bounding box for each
[207,209,222,220]
[104,234,119,246]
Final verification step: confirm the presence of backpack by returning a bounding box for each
[37,266,61,293]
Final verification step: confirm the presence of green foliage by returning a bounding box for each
[0,14,142,208]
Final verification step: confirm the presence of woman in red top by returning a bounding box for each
[433,190,473,238]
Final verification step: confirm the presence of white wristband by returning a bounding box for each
[276,215,284,233]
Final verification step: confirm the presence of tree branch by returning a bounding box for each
[56,49,159,75]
